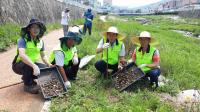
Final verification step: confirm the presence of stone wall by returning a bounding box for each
[0,0,86,25]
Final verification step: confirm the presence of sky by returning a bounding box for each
[98,0,162,8]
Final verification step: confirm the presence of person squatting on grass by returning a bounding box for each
[12,18,55,94]
[49,26,82,89]
[131,31,161,87]
[95,26,126,78]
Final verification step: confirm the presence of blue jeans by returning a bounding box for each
[145,68,161,86]
[95,60,118,75]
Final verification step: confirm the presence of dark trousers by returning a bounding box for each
[64,59,80,80]
[63,25,69,36]
[95,60,118,75]
[12,62,46,86]
[51,58,81,80]
[145,68,161,86]
[83,23,92,35]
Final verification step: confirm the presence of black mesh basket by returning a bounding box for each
[113,62,145,92]
[37,67,67,100]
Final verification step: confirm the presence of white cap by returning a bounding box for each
[107,26,118,34]
[139,31,151,38]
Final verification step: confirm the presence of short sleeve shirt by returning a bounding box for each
[54,47,77,66]
[17,37,44,51]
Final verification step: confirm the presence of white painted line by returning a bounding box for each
[41,100,51,112]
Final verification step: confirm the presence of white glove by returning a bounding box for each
[72,57,79,65]
[33,64,40,76]
[127,59,133,64]
[118,64,123,70]
[102,43,110,49]
[138,64,147,68]
[64,81,71,88]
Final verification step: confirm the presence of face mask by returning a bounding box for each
[35,28,40,36]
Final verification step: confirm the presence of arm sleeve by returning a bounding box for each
[91,15,94,20]
[54,51,65,67]
[72,47,77,53]
[97,39,104,49]
[61,12,65,17]
[17,38,26,49]
[131,49,136,62]
[152,49,160,63]
[119,43,125,57]
[40,40,45,51]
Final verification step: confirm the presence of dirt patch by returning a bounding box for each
[108,95,120,103]
[135,18,152,25]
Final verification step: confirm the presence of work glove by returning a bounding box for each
[72,56,79,65]
[118,64,123,70]
[33,64,40,76]
[138,64,147,68]
[127,59,133,64]
[64,81,71,88]
[102,43,110,49]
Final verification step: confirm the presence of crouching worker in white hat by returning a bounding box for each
[49,28,82,89]
[95,26,126,78]
[131,31,160,87]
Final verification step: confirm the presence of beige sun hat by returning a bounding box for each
[101,26,125,41]
[131,31,157,45]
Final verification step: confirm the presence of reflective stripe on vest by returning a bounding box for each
[49,44,74,65]
[16,37,43,63]
[102,38,122,65]
[135,46,156,73]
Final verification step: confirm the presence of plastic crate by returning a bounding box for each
[37,67,67,100]
[114,62,145,92]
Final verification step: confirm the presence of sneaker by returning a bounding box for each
[24,84,40,94]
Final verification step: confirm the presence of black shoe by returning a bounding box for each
[24,84,40,94]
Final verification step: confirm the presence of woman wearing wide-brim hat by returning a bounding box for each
[95,26,126,78]
[12,18,54,94]
[49,28,82,89]
[131,31,160,87]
